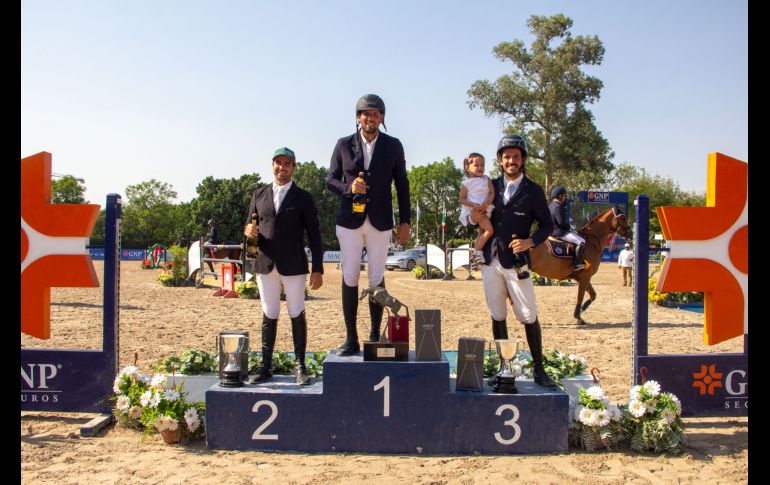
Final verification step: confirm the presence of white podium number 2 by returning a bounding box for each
[251,400,279,440]
[494,404,521,445]
[374,376,390,417]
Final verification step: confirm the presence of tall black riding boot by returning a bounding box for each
[487,318,509,385]
[291,311,311,385]
[338,282,360,356]
[368,278,385,342]
[249,314,278,384]
[572,243,586,271]
[525,319,558,389]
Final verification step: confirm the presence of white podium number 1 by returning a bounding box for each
[494,404,521,445]
[374,376,390,417]
[251,400,279,440]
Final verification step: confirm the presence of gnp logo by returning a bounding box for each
[588,191,610,202]
[656,153,747,345]
[20,363,62,403]
[692,364,748,409]
[21,152,100,340]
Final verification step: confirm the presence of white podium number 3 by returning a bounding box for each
[252,400,279,440]
[494,404,521,445]
[374,376,390,417]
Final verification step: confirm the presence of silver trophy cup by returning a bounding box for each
[219,333,249,387]
[492,339,521,393]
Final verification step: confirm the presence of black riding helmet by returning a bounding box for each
[496,135,528,159]
[550,186,566,199]
[356,94,385,115]
[355,94,387,132]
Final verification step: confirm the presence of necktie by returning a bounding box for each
[505,182,516,203]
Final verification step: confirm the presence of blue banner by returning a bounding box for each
[88,247,148,261]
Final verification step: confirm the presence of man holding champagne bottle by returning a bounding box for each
[243,147,324,385]
[325,94,411,356]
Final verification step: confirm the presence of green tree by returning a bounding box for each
[406,158,464,246]
[609,163,705,237]
[293,161,339,250]
[89,209,106,246]
[121,179,183,248]
[467,14,614,192]
[51,176,87,204]
[186,173,265,245]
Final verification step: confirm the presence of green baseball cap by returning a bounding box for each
[272,147,296,163]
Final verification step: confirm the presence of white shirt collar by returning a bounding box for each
[272,180,292,192]
[504,173,524,186]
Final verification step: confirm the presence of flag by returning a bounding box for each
[441,202,446,245]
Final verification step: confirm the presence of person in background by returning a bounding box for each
[618,242,634,287]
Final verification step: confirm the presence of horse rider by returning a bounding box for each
[548,186,586,271]
[479,134,558,390]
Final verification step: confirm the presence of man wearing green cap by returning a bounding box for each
[243,147,324,385]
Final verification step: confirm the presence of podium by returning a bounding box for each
[206,350,569,454]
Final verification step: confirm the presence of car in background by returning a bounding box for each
[385,247,427,271]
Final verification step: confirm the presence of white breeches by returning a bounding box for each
[256,267,307,319]
[561,232,585,245]
[480,256,538,324]
[336,218,391,287]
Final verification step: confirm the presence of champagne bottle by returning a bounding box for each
[351,171,368,215]
[246,213,259,257]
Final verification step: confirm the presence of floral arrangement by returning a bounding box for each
[112,365,206,444]
[236,280,259,299]
[621,380,685,453]
[542,349,588,384]
[569,384,624,451]
[157,269,174,286]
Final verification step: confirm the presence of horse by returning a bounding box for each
[528,207,633,325]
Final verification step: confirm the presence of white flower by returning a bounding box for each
[586,385,606,401]
[574,405,584,421]
[643,380,661,397]
[151,373,166,389]
[119,365,139,378]
[578,407,594,426]
[587,409,603,427]
[148,392,161,408]
[128,406,142,419]
[186,417,200,433]
[579,356,588,366]
[116,395,131,412]
[645,399,657,413]
[184,408,199,421]
[629,385,643,401]
[607,404,622,421]
[137,373,151,385]
[113,376,123,394]
[140,390,153,407]
[164,389,180,402]
[628,399,647,418]
[596,409,611,427]
[568,354,577,361]
[165,416,179,431]
[511,364,522,376]
[671,394,682,415]
[661,407,677,424]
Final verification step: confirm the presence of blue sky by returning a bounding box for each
[21,1,747,205]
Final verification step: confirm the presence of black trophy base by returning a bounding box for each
[363,341,409,361]
[219,369,244,387]
[492,375,518,394]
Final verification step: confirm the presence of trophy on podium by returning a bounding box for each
[218,332,249,387]
[492,339,521,394]
[361,286,409,361]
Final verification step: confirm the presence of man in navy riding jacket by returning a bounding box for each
[481,134,558,389]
